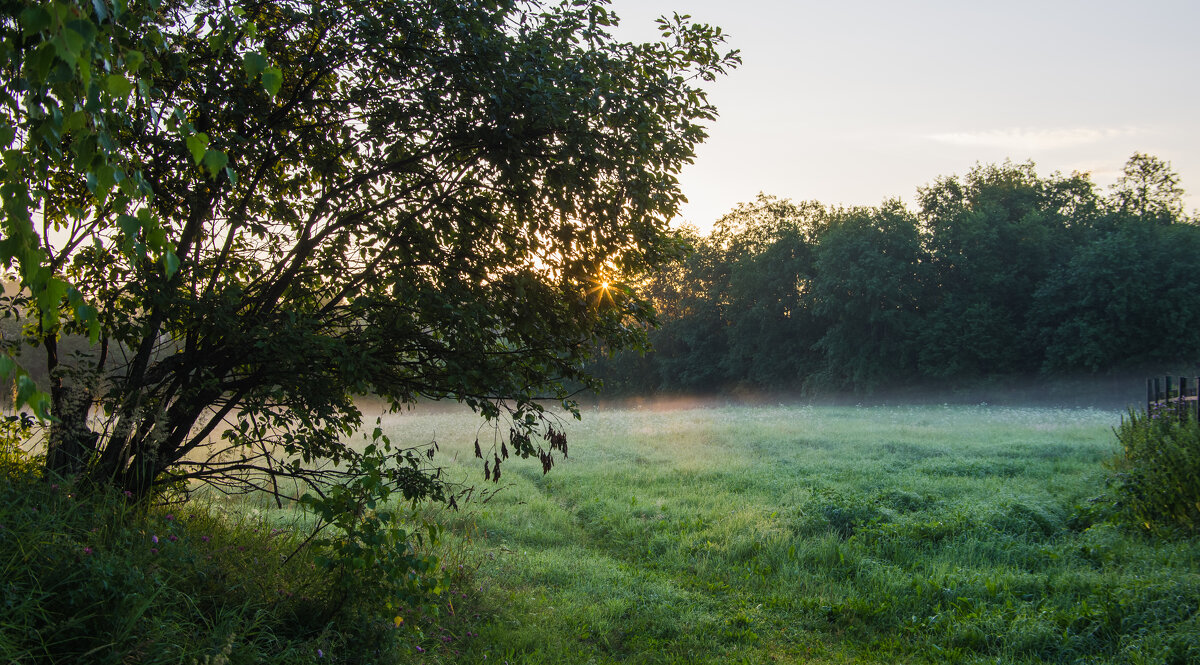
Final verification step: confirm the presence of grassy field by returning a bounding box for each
[370,403,1200,664]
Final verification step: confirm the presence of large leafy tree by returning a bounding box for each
[810,201,926,388]
[916,162,1088,377]
[0,0,738,499]
[716,195,824,389]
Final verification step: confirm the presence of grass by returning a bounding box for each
[5,403,1198,663]
[372,403,1200,664]
[0,464,467,664]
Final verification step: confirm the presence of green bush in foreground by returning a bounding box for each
[0,459,466,664]
[1111,408,1200,534]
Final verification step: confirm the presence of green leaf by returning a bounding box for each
[19,7,51,35]
[117,213,140,237]
[124,49,144,73]
[163,250,180,278]
[36,277,70,329]
[243,52,267,80]
[74,303,101,343]
[15,376,38,411]
[62,111,87,133]
[105,73,134,99]
[92,0,110,22]
[262,66,283,97]
[186,133,209,164]
[202,149,228,177]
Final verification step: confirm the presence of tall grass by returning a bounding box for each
[7,404,1198,663]
[377,404,1200,664]
[0,463,473,663]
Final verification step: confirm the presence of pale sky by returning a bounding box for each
[608,0,1200,229]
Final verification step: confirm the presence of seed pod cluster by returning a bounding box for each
[545,426,568,458]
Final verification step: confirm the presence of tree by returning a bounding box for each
[810,201,926,389]
[916,162,1084,377]
[1031,223,1200,372]
[1109,152,1187,225]
[0,0,738,503]
[716,195,825,390]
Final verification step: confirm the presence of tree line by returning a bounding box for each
[592,154,1200,395]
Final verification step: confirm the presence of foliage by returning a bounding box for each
[915,161,1087,377]
[1111,408,1200,535]
[1110,152,1188,225]
[810,200,924,387]
[0,466,460,663]
[0,0,737,500]
[594,154,1200,396]
[1031,224,1200,372]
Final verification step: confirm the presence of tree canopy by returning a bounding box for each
[592,156,1200,396]
[0,0,738,500]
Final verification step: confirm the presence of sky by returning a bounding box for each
[607,0,1200,230]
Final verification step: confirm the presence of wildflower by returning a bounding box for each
[415,646,424,653]
[150,548,158,555]
[168,534,178,542]
[83,547,93,555]
[393,616,404,627]
[50,484,58,490]
[165,514,174,521]
[201,535,210,543]
[317,648,324,658]
[123,490,133,498]
[151,535,159,544]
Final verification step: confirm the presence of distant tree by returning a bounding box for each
[1031,223,1200,372]
[717,195,825,389]
[0,0,737,503]
[1109,152,1187,225]
[647,227,732,392]
[811,201,926,388]
[917,162,1083,376]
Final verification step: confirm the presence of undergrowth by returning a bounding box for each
[1110,408,1200,535]
[0,454,475,663]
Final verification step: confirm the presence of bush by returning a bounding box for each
[0,466,460,663]
[1110,408,1200,534]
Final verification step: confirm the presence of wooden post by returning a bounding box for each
[1180,377,1189,421]
[1148,378,1154,413]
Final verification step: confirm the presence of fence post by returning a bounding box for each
[1180,377,1189,421]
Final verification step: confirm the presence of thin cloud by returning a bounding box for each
[925,127,1145,151]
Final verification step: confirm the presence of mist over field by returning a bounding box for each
[345,402,1199,663]
[3,2,1199,662]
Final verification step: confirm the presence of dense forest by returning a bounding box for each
[592,154,1200,396]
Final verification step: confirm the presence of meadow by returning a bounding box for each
[6,403,1198,664]
[381,403,1199,664]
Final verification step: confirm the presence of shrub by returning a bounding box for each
[1110,408,1200,534]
